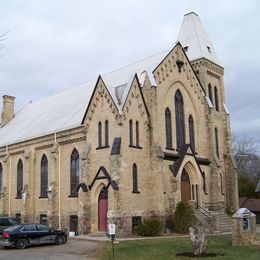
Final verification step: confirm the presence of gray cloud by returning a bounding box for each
[0,0,259,147]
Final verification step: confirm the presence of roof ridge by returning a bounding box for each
[102,50,168,77]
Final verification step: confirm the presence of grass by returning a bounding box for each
[100,234,260,260]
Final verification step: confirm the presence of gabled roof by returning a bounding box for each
[0,12,216,148]
[0,51,167,147]
[177,12,222,67]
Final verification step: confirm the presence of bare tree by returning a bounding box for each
[233,136,260,179]
[233,136,260,198]
[0,31,9,57]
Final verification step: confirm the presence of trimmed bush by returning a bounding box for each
[136,219,163,237]
[173,201,197,233]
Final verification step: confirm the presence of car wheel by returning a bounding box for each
[15,238,27,249]
[55,235,66,245]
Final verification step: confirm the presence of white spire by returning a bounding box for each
[177,12,222,67]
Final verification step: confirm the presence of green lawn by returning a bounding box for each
[100,235,260,260]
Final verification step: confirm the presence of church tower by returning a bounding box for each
[177,12,238,210]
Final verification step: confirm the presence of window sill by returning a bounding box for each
[129,145,142,149]
[96,145,110,150]
[132,191,141,194]
[165,147,175,151]
[68,195,78,198]
[39,196,48,199]
[15,197,22,199]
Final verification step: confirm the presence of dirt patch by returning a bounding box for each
[176,252,225,258]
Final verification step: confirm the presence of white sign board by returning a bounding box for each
[108,224,116,235]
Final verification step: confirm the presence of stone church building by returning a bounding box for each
[0,12,238,236]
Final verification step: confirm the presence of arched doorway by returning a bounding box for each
[181,169,191,203]
[98,187,108,232]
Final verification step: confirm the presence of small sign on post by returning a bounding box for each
[108,224,116,258]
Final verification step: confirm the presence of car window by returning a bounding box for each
[36,224,49,231]
[4,225,20,232]
[1,219,10,226]
[21,225,36,232]
[9,218,19,226]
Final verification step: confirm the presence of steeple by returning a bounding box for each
[177,12,222,67]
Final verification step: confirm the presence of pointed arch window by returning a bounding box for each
[40,154,48,198]
[165,108,173,149]
[215,128,219,158]
[214,86,219,111]
[208,84,213,105]
[188,115,195,152]
[0,163,3,192]
[175,90,185,150]
[136,121,139,147]
[129,120,133,146]
[132,163,139,193]
[70,149,79,197]
[98,122,102,148]
[17,159,23,199]
[105,120,109,147]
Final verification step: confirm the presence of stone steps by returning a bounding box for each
[195,208,232,233]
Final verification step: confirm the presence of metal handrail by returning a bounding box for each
[191,201,212,219]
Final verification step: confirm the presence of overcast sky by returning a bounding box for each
[0,0,259,149]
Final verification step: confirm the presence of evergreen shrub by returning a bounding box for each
[173,201,197,233]
[136,219,163,237]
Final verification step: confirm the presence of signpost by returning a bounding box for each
[108,224,116,258]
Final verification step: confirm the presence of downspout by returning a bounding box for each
[54,133,61,229]
[6,146,11,217]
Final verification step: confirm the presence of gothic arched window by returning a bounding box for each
[70,149,79,197]
[165,108,172,149]
[136,121,139,147]
[0,163,2,192]
[17,159,23,199]
[175,90,185,149]
[132,164,139,193]
[214,86,219,111]
[208,84,213,105]
[98,122,102,147]
[40,154,48,198]
[105,120,109,147]
[188,115,195,152]
[129,120,133,146]
[215,128,219,158]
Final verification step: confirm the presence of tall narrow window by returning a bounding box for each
[208,84,213,105]
[215,128,219,158]
[214,86,219,111]
[136,121,139,147]
[105,120,109,147]
[188,115,195,152]
[70,149,79,197]
[98,122,102,147]
[129,120,133,146]
[175,90,185,149]
[40,154,48,198]
[17,159,23,199]
[165,108,172,149]
[0,163,2,192]
[132,164,139,193]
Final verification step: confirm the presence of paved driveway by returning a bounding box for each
[0,239,105,260]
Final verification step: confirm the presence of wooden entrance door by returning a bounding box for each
[181,169,191,203]
[98,187,108,232]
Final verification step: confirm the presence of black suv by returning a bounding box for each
[0,217,19,234]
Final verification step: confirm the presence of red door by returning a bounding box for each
[98,187,108,232]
